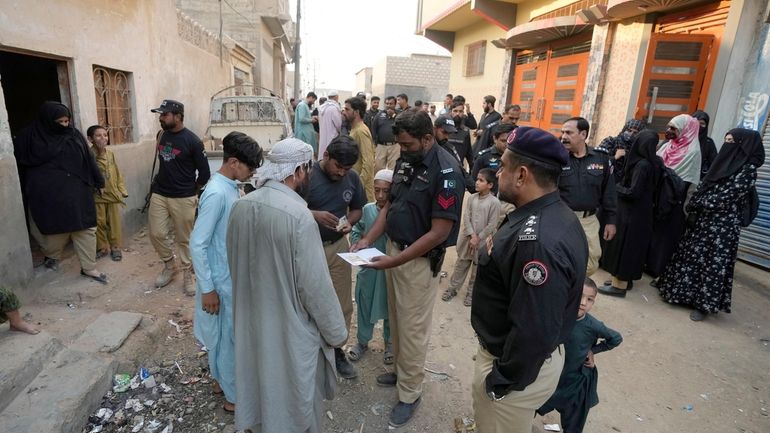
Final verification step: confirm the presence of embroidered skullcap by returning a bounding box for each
[374,169,394,183]
[507,126,569,168]
[255,138,313,187]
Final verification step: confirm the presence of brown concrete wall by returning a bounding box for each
[0,0,237,287]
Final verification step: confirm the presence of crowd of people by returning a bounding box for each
[4,88,765,433]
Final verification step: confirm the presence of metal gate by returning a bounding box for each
[738,118,770,269]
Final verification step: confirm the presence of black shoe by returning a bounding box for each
[627,280,634,291]
[598,285,626,298]
[689,310,707,321]
[389,398,421,427]
[650,278,660,288]
[376,372,397,387]
[43,257,59,271]
[334,348,358,379]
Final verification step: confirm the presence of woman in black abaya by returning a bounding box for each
[15,101,108,283]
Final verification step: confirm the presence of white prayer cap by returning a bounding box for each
[255,138,313,187]
[327,90,339,97]
[374,169,394,183]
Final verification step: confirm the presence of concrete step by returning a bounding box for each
[70,311,144,353]
[0,330,63,413]
[0,348,116,433]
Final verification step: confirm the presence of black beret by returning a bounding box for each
[506,126,569,168]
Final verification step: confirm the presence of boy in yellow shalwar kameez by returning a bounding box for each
[88,125,128,261]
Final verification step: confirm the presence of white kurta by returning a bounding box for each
[227,180,347,433]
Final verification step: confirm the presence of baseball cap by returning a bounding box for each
[507,126,569,168]
[434,115,458,133]
[151,99,184,114]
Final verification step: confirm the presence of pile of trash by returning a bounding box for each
[83,354,233,433]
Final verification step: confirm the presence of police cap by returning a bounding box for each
[506,126,569,168]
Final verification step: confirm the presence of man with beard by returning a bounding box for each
[228,138,347,433]
[372,96,400,171]
[596,119,646,182]
[149,99,211,295]
[448,102,475,169]
[473,95,502,151]
[344,97,376,201]
[473,104,522,155]
[453,95,478,130]
[558,117,616,277]
[306,135,367,380]
[319,90,342,157]
[351,109,464,427]
[364,96,381,132]
[471,126,587,433]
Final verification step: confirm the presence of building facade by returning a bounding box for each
[0,0,257,289]
[370,54,451,104]
[176,0,294,98]
[417,0,770,268]
[355,67,374,96]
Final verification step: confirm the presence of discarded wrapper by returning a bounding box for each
[143,375,157,389]
[113,374,132,393]
[95,408,113,422]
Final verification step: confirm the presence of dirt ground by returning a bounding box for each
[11,227,770,433]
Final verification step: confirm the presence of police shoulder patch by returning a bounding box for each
[518,215,539,241]
[441,167,454,174]
[522,260,548,286]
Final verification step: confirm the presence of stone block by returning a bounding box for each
[70,311,143,353]
[0,331,63,412]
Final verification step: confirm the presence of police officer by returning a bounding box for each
[371,96,400,171]
[472,123,515,193]
[474,104,522,155]
[558,117,616,276]
[350,109,465,428]
[448,102,474,169]
[471,126,588,433]
[434,115,474,192]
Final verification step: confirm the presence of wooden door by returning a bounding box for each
[540,52,589,135]
[635,33,715,133]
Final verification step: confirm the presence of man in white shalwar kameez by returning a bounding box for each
[191,132,262,412]
[227,138,347,433]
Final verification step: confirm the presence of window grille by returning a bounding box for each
[93,66,133,144]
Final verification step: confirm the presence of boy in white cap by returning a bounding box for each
[348,169,394,364]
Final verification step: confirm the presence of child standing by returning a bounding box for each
[348,169,393,365]
[442,168,500,306]
[87,125,128,261]
[537,278,623,433]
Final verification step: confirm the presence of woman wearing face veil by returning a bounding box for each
[658,128,765,321]
[646,114,700,280]
[15,101,108,283]
[599,130,663,297]
[692,110,718,179]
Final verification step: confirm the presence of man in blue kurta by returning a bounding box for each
[191,132,262,411]
[294,92,318,155]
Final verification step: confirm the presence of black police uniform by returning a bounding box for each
[471,147,503,194]
[471,191,588,394]
[387,143,465,252]
[447,127,474,168]
[558,147,617,224]
[372,111,396,145]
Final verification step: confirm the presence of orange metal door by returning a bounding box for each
[540,52,589,136]
[635,33,715,133]
[510,51,548,128]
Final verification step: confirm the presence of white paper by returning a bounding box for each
[544,424,561,432]
[337,248,385,266]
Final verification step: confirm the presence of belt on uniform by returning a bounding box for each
[577,210,597,218]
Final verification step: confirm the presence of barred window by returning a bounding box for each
[93,66,133,144]
[464,41,486,77]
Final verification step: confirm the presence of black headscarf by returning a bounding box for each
[692,110,710,144]
[702,128,766,187]
[15,101,88,167]
[623,129,662,186]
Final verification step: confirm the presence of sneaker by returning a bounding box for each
[389,398,421,427]
[334,348,358,379]
[376,372,397,387]
[183,268,196,296]
[43,257,59,271]
[155,260,177,288]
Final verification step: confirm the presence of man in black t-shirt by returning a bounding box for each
[306,135,367,380]
[148,99,211,295]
